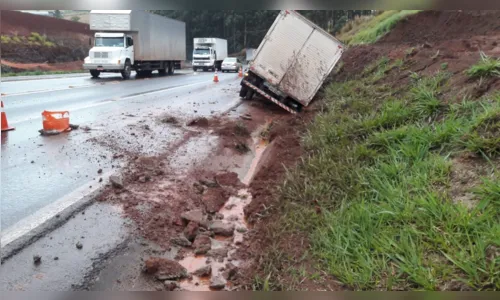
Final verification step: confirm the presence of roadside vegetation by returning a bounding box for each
[337,10,419,45]
[1,32,56,47]
[255,56,500,290]
[466,52,500,78]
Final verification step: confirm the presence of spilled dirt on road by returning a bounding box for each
[88,101,302,290]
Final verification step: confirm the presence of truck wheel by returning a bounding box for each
[193,67,197,72]
[168,62,174,75]
[158,68,167,75]
[239,86,248,98]
[90,70,100,78]
[245,88,254,100]
[121,61,131,80]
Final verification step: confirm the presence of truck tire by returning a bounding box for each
[168,62,174,75]
[245,89,255,100]
[239,86,248,98]
[90,70,100,78]
[121,61,132,80]
[193,67,197,72]
[158,68,167,75]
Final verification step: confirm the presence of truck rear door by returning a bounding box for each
[252,11,313,87]
[279,29,343,106]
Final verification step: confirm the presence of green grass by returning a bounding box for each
[347,10,420,45]
[466,52,500,79]
[268,59,500,290]
[1,32,56,47]
[1,70,86,77]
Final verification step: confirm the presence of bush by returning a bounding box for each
[466,52,500,78]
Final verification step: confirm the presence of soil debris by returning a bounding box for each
[163,280,180,291]
[193,234,212,255]
[192,265,212,277]
[181,209,205,224]
[109,175,123,189]
[186,117,209,127]
[33,255,42,265]
[170,235,192,247]
[144,257,188,280]
[203,188,228,213]
[76,242,83,249]
[210,221,235,236]
[183,222,199,242]
[209,276,227,290]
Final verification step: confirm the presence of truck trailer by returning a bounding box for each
[83,10,186,79]
[240,10,344,113]
[192,38,228,72]
[245,48,256,63]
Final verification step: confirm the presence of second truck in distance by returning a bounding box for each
[84,10,186,79]
[192,38,228,72]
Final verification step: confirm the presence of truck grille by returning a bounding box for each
[93,52,109,59]
[194,57,210,61]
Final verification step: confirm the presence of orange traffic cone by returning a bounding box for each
[213,69,219,83]
[238,67,243,78]
[1,101,15,132]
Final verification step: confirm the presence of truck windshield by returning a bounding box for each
[95,37,125,47]
[194,49,210,55]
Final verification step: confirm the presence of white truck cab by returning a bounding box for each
[84,32,134,79]
[192,38,228,72]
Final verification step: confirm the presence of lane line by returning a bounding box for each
[1,72,194,97]
[8,79,213,125]
[1,84,97,97]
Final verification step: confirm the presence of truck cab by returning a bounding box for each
[83,32,134,79]
[192,46,216,71]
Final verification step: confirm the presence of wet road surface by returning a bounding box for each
[1,70,243,231]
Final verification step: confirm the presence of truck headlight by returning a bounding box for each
[84,57,91,63]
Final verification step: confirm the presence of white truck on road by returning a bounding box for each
[192,38,228,72]
[84,10,186,79]
[240,10,344,113]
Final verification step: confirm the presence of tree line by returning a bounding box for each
[151,10,373,58]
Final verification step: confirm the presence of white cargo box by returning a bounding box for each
[250,10,344,107]
[193,37,228,61]
[90,10,186,61]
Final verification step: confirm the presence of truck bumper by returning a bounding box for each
[83,63,124,71]
[241,79,298,115]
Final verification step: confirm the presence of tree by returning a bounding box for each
[51,10,63,19]
[71,16,81,22]
[149,10,374,59]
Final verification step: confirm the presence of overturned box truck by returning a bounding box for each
[84,10,186,79]
[240,10,344,113]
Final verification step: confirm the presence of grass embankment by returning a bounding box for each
[337,10,419,45]
[1,70,86,77]
[260,57,500,290]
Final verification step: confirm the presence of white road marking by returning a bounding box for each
[8,80,213,125]
[1,84,96,97]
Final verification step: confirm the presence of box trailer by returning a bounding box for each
[240,10,344,113]
[192,38,228,72]
[83,10,186,79]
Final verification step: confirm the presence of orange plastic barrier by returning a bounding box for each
[238,67,243,78]
[1,101,15,132]
[213,69,219,83]
[42,110,70,132]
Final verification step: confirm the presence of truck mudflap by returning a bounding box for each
[241,80,297,115]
